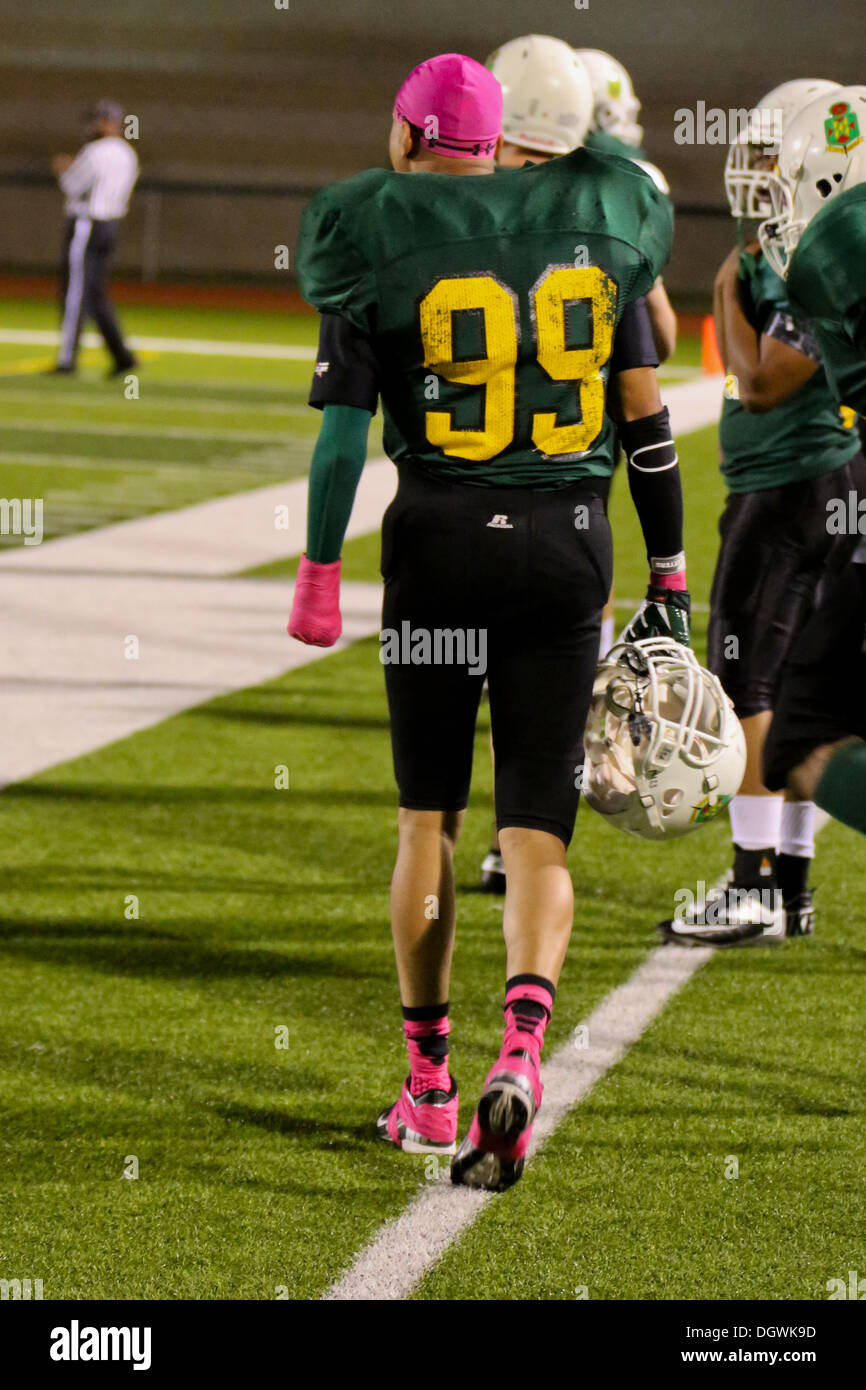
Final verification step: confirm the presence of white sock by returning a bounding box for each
[599,615,615,660]
[729,794,783,851]
[779,800,816,859]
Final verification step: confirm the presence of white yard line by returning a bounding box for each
[324,944,713,1301]
[0,328,316,361]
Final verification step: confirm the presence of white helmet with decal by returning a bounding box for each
[759,85,866,276]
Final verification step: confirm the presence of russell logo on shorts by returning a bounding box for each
[486,514,514,530]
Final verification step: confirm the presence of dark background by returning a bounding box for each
[0,0,861,301]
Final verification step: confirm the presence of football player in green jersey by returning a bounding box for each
[289,53,688,1190]
[659,79,866,947]
[755,86,866,841]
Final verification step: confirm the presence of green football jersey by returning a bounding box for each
[786,184,866,414]
[583,131,670,198]
[583,129,650,163]
[719,250,859,492]
[296,148,672,487]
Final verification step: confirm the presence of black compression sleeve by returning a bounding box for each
[619,406,684,568]
[309,313,379,412]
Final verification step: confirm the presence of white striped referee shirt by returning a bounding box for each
[59,136,139,221]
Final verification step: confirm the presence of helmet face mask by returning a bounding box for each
[724,136,779,221]
[758,171,803,277]
[583,639,746,841]
[725,79,842,224]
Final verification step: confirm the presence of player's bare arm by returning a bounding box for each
[715,244,818,412]
[647,278,677,362]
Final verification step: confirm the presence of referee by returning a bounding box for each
[50,100,139,376]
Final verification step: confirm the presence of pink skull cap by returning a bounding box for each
[393,53,502,159]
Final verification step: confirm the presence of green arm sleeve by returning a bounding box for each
[305,403,372,564]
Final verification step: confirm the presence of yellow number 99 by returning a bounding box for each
[418,266,618,462]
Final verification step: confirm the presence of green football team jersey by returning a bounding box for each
[584,129,649,165]
[786,184,866,415]
[719,249,859,492]
[296,148,672,487]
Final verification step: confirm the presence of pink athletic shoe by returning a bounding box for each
[376,1076,459,1155]
[451,1030,542,1191]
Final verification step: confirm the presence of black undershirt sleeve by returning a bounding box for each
[309,313,379,413]
[610,296,660,376]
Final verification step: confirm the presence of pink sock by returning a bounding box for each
[403,1015,451,1095]
[503,981,554,1061]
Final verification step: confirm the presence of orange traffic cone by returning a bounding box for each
[701,315,724,375]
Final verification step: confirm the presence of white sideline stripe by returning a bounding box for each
[0,576,383,788]
[324,944,712,1301]
[0,456,395,577]
[664,376,721,437]
[0,328,316,361]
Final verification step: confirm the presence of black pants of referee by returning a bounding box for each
[380,466,612,848]
[57,215,134,371]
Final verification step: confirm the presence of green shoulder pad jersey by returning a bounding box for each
[584,131,669,196]
[719,249,859,492]
[295,148,672,487]
[584,130,650,164]
[786,183,866,416]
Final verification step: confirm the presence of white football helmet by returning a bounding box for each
[724,78,841,219]
[486,34,594,155]
[573,49,642,147]
[583,639,746,841]
[758,85,866,277]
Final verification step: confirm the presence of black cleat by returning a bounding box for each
[784,891,815,938]
[107,356,138,379]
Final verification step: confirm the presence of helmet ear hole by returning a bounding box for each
[662,788,684,811]
[816,177,833,198]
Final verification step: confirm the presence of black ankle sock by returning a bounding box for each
[401,1002,449,1022]
[777,853,810,904]
[732,844,777,889]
